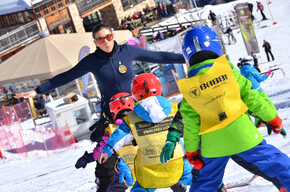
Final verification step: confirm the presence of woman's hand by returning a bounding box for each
[14,90,37,99]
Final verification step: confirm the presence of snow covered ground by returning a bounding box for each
[1,0,290,191]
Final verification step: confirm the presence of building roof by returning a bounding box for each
[0,30,133,85]
[0,0,32,16]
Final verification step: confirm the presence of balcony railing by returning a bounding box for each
[0,21,40,55]
[76,0,111,16]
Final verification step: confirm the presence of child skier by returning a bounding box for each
[240,56,287,137]
[75,92,137,191]
[98,73,192,192]
[171,26,290,191]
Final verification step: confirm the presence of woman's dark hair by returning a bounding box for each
[92,24,112,39]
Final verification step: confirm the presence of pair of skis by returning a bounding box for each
[225,175,258,190]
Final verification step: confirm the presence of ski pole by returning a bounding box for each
[261,68,285,77]
[264,0,277,25]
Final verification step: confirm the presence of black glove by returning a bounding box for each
[89,112,112,142]
[75,151,95,169]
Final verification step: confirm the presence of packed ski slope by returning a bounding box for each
[1,0,290,191]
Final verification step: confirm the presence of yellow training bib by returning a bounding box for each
[178,55,248,134]
[125,103,185,188]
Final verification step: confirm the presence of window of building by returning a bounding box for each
[35,8,42,18]
[24,11,33,21]
[121,0,144,10]
[121,0,130,10]
[42,5,49,15]
[56,0,63,8]
[65,0,71,4]
[63,22,72,33]
[83,11,102,32]
[49,1,56,11]
[17,13,25,23]
[0,17,7,28]
[7,15,16,25]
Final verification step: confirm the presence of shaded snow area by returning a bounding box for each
[1,0,290,191]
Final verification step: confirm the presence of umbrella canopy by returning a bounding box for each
[0,30,132,85]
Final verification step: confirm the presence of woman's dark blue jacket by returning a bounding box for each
[37,43,185,112]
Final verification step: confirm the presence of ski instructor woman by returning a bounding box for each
[15,23,185,141]
[14,24,185,192]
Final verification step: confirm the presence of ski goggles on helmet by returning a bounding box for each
[95,34,113,44]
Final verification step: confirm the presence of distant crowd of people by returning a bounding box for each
[120,3,175,30]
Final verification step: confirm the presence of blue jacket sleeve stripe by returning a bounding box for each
[102,121,133,156]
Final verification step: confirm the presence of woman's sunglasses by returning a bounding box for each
[95,34,113,44]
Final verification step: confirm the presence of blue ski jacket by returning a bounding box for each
[37,43,185,112]
[240,64,268,92]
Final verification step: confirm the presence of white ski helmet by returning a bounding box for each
[242,56,254,65]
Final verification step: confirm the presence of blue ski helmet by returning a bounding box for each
[182,26,223,64]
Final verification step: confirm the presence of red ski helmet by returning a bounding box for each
[109,92,134,120]
[131,73,162,101]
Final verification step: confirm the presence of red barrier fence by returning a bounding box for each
[1,100,33,122]
[0,123,76,158]
[0,100,76,159]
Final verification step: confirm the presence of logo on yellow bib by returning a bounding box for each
[189,87,200,98]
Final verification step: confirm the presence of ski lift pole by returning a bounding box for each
[264,0,277,25]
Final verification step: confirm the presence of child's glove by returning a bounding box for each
[266,115,283,134]
[116,158,133,187]
[89,113,112,142]
[186,151,204,170]
[75,151,95,169]
[265,69,272,76]
[160,130,181,164]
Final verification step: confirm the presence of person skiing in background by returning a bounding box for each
[75,92,137,191]
[208,10,217,25]
[174,26,290,191]
[98,73,192,192]
[263,40,275,62]
[240,56,287,137]
[224,26,236,45]
[257,1,267,20]
[14,23,186,192]
[250,51,261,72]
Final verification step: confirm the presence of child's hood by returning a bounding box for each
[133,96,172,123]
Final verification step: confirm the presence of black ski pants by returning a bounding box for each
[265,50,275,62]
[95,153,127,192]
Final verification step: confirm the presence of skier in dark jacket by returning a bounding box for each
[208,10,217,25]
[263,40,275,62]
[224,27,236,45]
[14,23,186,192]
